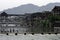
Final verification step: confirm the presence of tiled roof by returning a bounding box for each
[52,6,60,12]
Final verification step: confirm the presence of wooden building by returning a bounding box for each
[52,6,60,33]
[0,12,29,34]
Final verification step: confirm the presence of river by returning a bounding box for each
[0,34,60,40]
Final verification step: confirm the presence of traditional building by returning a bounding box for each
[52,6,60,15]
[52,6,60,33]
[0,12,29,34]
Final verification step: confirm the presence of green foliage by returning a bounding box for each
[30,12,60,33]
[48,14,60,22]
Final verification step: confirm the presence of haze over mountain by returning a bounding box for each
[1,3,60,14]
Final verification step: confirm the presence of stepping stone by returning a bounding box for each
[24,33,26,35]
[15,33,18,35]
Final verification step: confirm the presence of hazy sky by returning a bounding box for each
[0,0,60,11]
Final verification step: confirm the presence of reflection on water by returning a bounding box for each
[0,34,60,40]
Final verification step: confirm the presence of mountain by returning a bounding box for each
[1,3,60,14]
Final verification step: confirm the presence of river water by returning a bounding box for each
[0,34,60,40]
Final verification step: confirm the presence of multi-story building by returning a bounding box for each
[51,6,60,33]
[0,12,29,34]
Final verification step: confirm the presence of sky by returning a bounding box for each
[0,0,60,11]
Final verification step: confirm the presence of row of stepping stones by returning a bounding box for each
[6,33,58,35]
